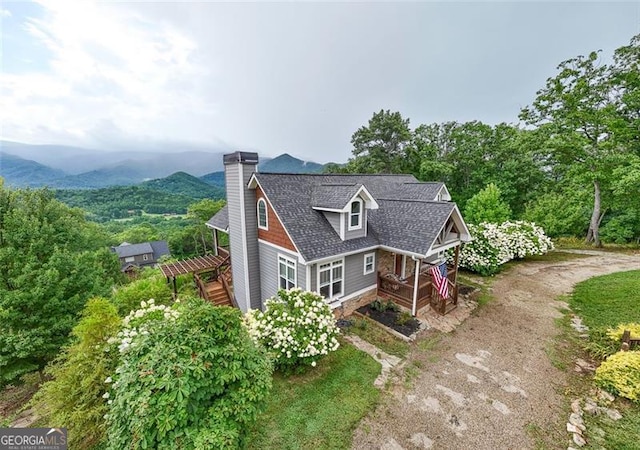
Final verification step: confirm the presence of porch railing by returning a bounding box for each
[377,271,458,315]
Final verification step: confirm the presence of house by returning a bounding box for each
[111,241,171,272]
[206,151,471,316]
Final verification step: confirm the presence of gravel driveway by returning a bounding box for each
[352,250,640,450]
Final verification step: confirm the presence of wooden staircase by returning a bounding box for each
[193,256,236,308]
[205,280,233,307]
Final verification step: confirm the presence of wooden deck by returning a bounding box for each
[377,271,458,315]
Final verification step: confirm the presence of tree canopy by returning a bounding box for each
[0,181,122,386]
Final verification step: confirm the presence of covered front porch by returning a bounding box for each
[375,246,461,316]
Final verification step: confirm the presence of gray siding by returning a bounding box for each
[258,242,303,304]
[344,206,367,240]
[226,162,261,312]
[344,251,377,295]
[308,250,377,297]
[323,211,342,236]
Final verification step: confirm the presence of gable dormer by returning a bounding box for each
[312,183,378,241]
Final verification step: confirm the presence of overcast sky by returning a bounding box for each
[1,1,639,163]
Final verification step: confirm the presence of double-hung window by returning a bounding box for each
[349,199,362,230]
[278,255,296,290]
[363,252,375,275]
[318,259,343,299]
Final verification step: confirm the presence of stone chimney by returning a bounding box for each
[223,151,261,312]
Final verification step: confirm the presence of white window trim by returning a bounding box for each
[257,198,268,230]
[277,254,297,291]
[124,256,135,263]
[348,199,363,231]
[317,257,344,300]
[143,254,149,261]
[363,252,375,275]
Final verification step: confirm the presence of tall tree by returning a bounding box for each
[348,110,413,173]
[520,50,618,246]
[0,180,122,386]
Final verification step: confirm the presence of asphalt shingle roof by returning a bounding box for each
[206,172,460,262]
[206,205,229,231]
[311,183,363,210]
[113,242,153,258]
[112,241,170,260]
[254,173,454,261]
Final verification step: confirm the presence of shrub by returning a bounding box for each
[33,298,121,450]
[395,311,414,326]
[110,274,173,316]
[105,298,272,449]
[464,183,512,224]
[370,298,399,312]
[607,323,640,341]
[244,289,340,373]
[594,351,640,402]
[456,221,554,275]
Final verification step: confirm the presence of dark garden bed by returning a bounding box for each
[356,299,421,337]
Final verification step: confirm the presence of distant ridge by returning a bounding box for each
[259,153,324,173]
[142,171,224,199]
[0,152,66,187]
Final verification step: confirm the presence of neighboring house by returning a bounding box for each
[111,241,170,272]
[206,152,471,316]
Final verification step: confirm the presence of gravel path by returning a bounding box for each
[352,250,640,450]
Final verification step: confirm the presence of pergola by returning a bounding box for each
[159,254,229,297]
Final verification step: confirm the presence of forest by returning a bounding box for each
[327,35,640,246]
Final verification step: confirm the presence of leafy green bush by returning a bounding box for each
[245,289,340,373]
[523,192,589,238]
[105,298,272,449]
[110,274,173,316]
[594,351,640,402]
[464,183,512,224]
[370,298,399,312]
[33,298,121,449]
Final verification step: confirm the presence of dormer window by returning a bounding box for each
[257,198,268,230]
[349,199,362,230]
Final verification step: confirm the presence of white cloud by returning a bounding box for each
[1,1,216,150]
[1,8,11,18]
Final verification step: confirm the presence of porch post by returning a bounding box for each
[412,257,420,316]
[453,244,460,284]
[212,229,219,256]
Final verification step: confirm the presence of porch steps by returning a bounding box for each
[205,280,232,307]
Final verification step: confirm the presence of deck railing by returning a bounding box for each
[377,271,458,315]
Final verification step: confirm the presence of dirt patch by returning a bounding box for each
[352,250,640,450]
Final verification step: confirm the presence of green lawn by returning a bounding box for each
[344,316,410,358]
[567,270,640,449]
[245,343,381,450]
[570,270,640,330]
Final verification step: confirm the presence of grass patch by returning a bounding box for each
[570,270,640,332]
[555,237,640,254]
[557,270,640,449]
[246,343,380,450]
[345,317,410,358]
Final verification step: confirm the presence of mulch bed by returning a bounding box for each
[356,304,421,337]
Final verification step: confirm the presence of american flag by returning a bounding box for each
[429,262,449,298]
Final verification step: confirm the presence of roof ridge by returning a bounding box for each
[376,198,452,204]
[257,172,414,177]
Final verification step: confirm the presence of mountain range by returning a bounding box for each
[0,141,328,189]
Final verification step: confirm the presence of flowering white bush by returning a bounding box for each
[107,299,180,354]
[456,221,554,275]
[244,288,340,372]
